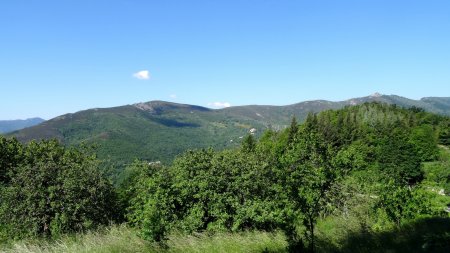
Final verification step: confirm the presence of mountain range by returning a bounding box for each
[7,94,450,165]
[0,118,45,134]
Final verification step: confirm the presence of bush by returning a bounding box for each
[126,149,284,241]
[0,139,118,239]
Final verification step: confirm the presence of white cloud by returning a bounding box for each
[132,70,150,80]
[169,94,177,99]
[208,102,231,108]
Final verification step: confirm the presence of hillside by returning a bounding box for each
[9,94,450,165]
[0,118,45,134]
[2,102,449,253]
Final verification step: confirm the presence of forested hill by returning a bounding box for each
[119,102,450,251]
[1,101,449,252]
[8,94,450,165]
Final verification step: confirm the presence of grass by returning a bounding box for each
[2,218,449,253]
[0,225,288,253]
[163,231,287,253]
[0,225,149,253]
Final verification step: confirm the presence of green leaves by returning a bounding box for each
[0,137,23,185]
[409,124,440,162]
[0,139,117,239]
[126,148,282,241]
[377,183,436,227]
[122,102,448,253]
[279,126,339,252]
[375,128,423,185]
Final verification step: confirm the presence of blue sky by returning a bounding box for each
[1,0,449,119]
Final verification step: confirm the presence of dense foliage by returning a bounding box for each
[0,138,117,240]
[1,102,449,253]
[123,103,450,252]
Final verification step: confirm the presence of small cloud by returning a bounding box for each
[133,70,150,80]
[208,102,231,108]
[169,94,177,99]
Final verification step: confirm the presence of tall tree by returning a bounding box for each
[287,116,299,145]
[281,127,337,252]
[376,128,423,185]
[241,134,256,153]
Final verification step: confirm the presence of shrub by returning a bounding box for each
[0,139,118,239]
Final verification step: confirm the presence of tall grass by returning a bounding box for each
[0,225,287,253]
[164,231,287,253]
[2,218,449,253]
[0,225,150,253]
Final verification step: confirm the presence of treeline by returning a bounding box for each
[1,102,449,252]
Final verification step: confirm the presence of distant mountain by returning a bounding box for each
[9,94,450,165]
[0,118,45,134]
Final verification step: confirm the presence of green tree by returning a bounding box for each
[0,139,117,239]
[377,183,435,227]
[127,147,284,242]
[409,125,439,162]
[281,127,338,252]
[287,116,299,145]
[127,149,215,241]
[376,128,423,185]
[241,134,256,153]
[125,159,173,241]
[0,137,23,185]
[438,120,450,146]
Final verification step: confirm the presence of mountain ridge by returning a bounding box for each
[9,94,450,165]
[0,117,45,134]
